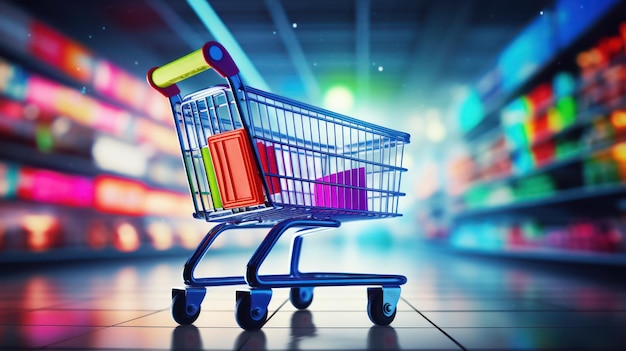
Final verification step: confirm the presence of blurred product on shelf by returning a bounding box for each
[0,160,193,218]
[450,217,625,255]
[0,2,211,261]
[0,205,211,257]
[0,1,171,124]
[0,159,212,258]
[436,2,626,265]
[0,58,180,157]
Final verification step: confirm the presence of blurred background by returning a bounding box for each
[0,0,625,266]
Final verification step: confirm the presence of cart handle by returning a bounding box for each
[147,41,239,97]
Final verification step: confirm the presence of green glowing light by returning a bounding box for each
[323,86,354,113]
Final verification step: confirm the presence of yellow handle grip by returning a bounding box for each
[151,48,211,88]
[147,41,239,97]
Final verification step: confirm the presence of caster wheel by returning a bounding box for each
[235,293,267,331]
[290,287,313,310]
[367,288,396,326]
[171,291,201,325]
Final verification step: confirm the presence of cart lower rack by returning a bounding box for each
[148,41,410,330]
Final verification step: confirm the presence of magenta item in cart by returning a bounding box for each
[315,167,367,211]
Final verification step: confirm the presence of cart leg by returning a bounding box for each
[288,234,315,309]
[245,218,341,287]
[183,222,264,286]
[289,234,305,277]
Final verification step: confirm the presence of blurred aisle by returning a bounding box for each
[0,237,624,350]
[1,0,626,276]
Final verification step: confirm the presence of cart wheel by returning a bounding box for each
[235,293,267,331]
[367,288,396,326]
[290,287,314,310]
[171,291,201,325]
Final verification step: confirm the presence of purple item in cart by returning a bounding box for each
[314,167,368,210]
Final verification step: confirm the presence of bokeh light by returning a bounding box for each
[323,85,354,114]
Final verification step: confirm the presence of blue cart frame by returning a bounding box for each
[148,41,410,330]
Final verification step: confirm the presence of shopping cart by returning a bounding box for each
[147,41,410,330]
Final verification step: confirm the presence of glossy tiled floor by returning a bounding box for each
[1,235,625,350]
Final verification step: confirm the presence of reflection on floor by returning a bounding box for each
[0,234,625,350]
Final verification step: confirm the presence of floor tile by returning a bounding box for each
[420,310,626,328]
[403,297,562,312]
[53,296,170,311]
[0,325,101,349]
[265,307,432,329]
[50,325,242,350]
[444,327,626,350]
[249,327,462,350]
[278,286,415,312]
[1,309,157,327]
[119,309,243,328]
[1,243,624,350]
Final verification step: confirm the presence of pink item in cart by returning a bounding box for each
[314,167,367,210]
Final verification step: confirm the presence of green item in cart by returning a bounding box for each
[201,145,223,209]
